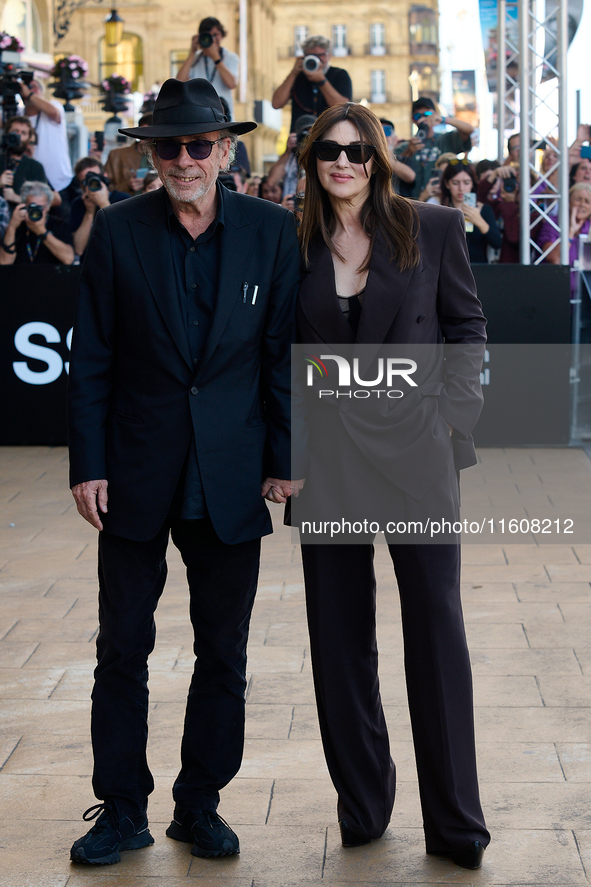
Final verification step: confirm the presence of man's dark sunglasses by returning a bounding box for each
[312,141,376,164]
[154,138,223,161]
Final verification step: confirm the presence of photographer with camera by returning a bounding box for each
[265,114,315,208]
[176,17,239,119]
[0,180,74,265]
[19,78,73,194]
[0,116,48,207]
[69,158,129,259]
[395,97,473,200]
[271,36,352,133]
[477,164,521,263]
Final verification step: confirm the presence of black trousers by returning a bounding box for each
[301,542,490,852]
[91,518,261,814]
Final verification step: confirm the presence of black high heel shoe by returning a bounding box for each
[452,840,485,869]
[428,840,485,870]
[338,820,372,847]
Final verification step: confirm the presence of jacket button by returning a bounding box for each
[190,283,197,290]
[190,387,199,395]
[417,314,426,323]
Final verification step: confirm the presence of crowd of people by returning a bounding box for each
[1,22,590,275]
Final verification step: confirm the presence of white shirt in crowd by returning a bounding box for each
[29,100,73,192]
[189,48,239,119]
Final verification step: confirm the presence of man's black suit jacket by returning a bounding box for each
[68,185,300,543]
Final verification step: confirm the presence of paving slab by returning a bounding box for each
[1,445,591,886]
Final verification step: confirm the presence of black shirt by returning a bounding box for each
[12,213,73,264]
[290,66,353,132]
[165,184,225,519]
[0,154,47,207]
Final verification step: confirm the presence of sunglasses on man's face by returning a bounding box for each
[313,141,376,164]
[154,138,223,161]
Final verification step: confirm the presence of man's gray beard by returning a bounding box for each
[163,170,216,203]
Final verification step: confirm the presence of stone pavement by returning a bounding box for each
[1,445,591,887]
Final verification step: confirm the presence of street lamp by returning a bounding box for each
[104,8,124,48]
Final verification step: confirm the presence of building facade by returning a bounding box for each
[273,0,439,142]
[1,0,439,170]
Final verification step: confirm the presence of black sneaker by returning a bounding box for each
[166,806,239,857]
[70,800,154,865]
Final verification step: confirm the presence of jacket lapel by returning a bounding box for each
[356,231,417,345]
[129,189,193,370]
[298,239,354,343]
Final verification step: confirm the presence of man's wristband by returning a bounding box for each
[1,239,16,253]
[318,78,327,86]
[38,230,48,242]
[214,57,222,65]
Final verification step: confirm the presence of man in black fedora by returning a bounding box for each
[68,78,300,865]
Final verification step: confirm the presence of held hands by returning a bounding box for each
[72,479,109,531]
[261,477,305,504]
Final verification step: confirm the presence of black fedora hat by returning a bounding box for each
[119,78,257,139]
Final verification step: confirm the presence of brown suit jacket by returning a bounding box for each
[104,143,144,194]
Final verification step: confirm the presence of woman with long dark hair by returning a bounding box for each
[294,102,490,870]
[439,159,501,263]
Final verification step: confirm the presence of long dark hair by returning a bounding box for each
[440,159,478,207]
[298,103,419,271]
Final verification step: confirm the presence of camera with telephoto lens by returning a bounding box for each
[302,54,322,73]
[1,131,21,151]
[83,172,109,192]
[503,173,518,193]
[198,32,214,48]
[0,66,33,124]
[26,203,44,222]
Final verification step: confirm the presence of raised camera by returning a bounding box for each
[27,203,44,222]
[302,55,322,73]
[415,120,430,141]
[1,131,21,151]
[83,172,106,192]
[503,174,518,193]
[198,32,214,48]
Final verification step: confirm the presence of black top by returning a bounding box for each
[0,154,47,206]
[290,66,353,132]
[337,289,365,335]
[465,203,502,263]
[12,213,73,264]
[69,190,129,234]
[165,183,225,519]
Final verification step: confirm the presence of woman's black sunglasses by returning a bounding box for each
[312,141,376,164]
[154,138,223,161]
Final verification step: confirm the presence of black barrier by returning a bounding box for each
[472,264,571,446]
[1,266,79,445]
[0,263,573,447]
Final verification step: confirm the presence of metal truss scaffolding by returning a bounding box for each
[497,0,569,265]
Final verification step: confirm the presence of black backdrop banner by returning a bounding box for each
[1,266,79,446]
[0,263,572,447]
